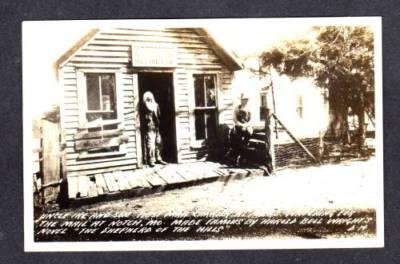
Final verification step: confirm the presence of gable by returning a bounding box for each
[57,28,242,71]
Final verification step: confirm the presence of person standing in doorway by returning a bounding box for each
[142,91,167,167]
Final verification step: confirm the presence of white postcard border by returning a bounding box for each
[23,17,384,252]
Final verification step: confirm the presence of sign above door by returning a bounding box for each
[131,43,177,67]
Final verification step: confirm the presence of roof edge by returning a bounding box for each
[56,28,243,71]
[56,29,100,68]
[194,28,243,71]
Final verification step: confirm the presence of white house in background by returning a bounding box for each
[231,63,330,143]
[265,68,330,143]
[230,57,331,168]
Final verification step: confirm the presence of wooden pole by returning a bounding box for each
[271,113,321,164]
[264,109,276,173]
[366,109,375,128]
[269,67,278,139]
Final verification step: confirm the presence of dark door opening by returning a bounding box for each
[138,72,177,164]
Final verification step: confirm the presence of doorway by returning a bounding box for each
[138,72,177,164]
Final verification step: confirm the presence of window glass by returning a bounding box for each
[194,110,206,140]
[260,93,268,121]
[260,94,267,107]
[193,74,217,142]
[205,110,217,140]
[86,73,117,121]
[296,95,303,118]
[86,75,100,110]
[205,75,216,106]
[101,74,116,112]
[194,75,205,107]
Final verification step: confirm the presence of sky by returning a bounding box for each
[22,18,378,116]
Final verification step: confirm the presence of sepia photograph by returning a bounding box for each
[23,17,383,251]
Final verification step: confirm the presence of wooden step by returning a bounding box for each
[67,176,79,199]
[251,132,266,141]
[142,167,167,187]
[103,172,119,193]
[87,177,99,197]
[154,165,185,184]
[243,148,268,164]
[94,173,108,194]
[77,175,90,198]
[124,170,151,189]
[67,161,263,204]
[248,139,266,150]
[113,171,131,191]
[253,126,265,133]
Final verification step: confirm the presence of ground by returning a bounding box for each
[35,157,379,241]
[80,157,379,217]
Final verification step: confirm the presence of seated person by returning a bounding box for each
[228,93,253,165]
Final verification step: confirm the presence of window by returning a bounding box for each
[296,95,303,118]
[74,72,126,157]
[260,93,268,121]
[85,73,118,128]
[193,74,218,142]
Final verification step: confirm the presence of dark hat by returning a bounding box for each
[240,92,249,100]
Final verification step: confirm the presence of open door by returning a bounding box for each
[138,72,177,164]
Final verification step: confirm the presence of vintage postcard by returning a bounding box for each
[23,17,383,251]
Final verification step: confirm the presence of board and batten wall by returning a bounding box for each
[59,28,236,177]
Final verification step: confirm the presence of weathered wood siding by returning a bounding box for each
[60,65,137,176]
[60,28,236,176]
[41,119,61,201]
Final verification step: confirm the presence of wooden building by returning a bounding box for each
[56,28,242,179]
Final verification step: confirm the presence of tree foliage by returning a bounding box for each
[260,26,374,148]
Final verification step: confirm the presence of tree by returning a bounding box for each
[260,26,374,151]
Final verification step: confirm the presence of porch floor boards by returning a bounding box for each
[67,161,264,202]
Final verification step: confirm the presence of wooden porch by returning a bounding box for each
[67,161,265,206]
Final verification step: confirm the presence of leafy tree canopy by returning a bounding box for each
[260,26,375,147]
[260,26,374,114]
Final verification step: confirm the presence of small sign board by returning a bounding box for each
[131,43,177,67]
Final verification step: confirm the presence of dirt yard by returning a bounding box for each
[34,157,380,241]
[76,157,379,217]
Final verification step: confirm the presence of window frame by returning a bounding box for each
[296,94,304,119]
[188,72,220,149]
[75,69,125,157]
[76,69,124,130]
[86,73,117,116]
